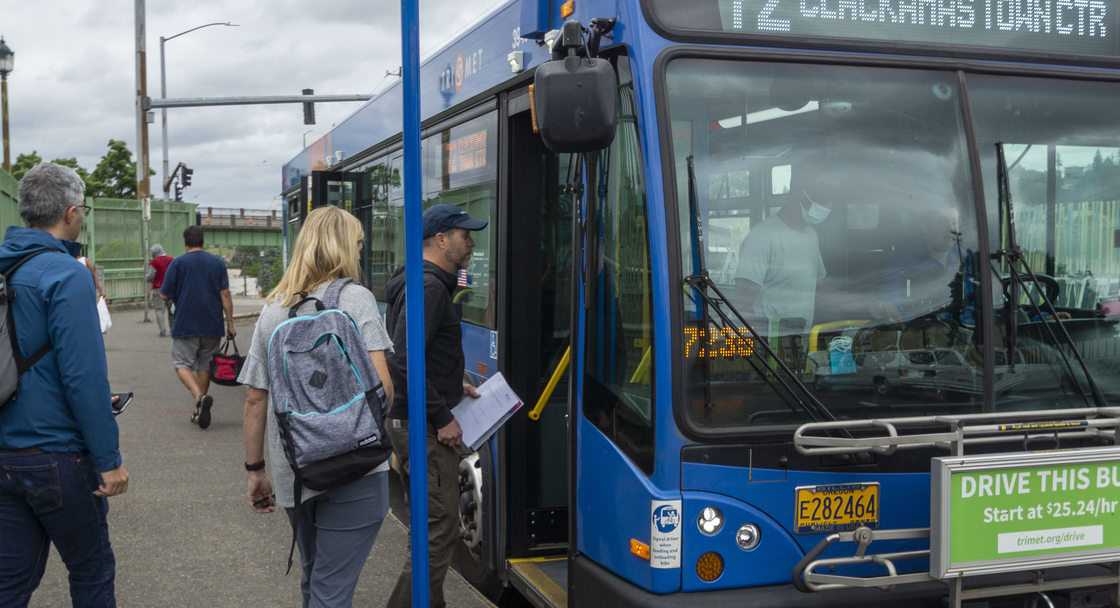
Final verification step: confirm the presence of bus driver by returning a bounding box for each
[733,177,831,335]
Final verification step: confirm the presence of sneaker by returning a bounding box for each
[197,394,214,429]
[159,333,167,338]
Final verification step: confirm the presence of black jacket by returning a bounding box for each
[384,261,463,430]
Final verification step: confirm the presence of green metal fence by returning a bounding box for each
[0,170,17,230]
[85,199,197,301]
[0,170,293,302]
[0,173,198,302]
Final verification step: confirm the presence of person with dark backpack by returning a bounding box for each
[239,206,394,608]
[0,162,128,607]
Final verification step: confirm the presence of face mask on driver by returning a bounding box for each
[800,190,832,225]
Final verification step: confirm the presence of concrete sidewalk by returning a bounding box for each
[29,298,495,608]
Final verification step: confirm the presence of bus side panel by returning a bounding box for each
[576,414,680,594]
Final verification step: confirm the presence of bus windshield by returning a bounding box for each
[666,58,1120,431]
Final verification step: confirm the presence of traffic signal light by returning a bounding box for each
[174,183,183,201]
[182,167,193,187]
[302,88,315,125]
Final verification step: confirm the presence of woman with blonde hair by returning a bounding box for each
[238,206,393,607]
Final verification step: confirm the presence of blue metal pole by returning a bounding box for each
[401,1,430,606]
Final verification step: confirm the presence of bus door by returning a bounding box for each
[305,170,374,285]
[488,86,572,602]
[304,170,367,216]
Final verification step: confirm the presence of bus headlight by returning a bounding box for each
[736,523,761,550]
[697,506,724,536]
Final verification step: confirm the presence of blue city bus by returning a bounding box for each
[281,0,1120,605]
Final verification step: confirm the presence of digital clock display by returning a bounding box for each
[684,326,756,359]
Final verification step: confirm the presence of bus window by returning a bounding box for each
[667,59,984,430]
[582,55,655,474]
[421,112,498,328]
[970,75,1120,410]
[363,159,397,298]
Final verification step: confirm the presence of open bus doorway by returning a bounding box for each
[450,90,573,605]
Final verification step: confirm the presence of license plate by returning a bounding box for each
[795,483,880,534]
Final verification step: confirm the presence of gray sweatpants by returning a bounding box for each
[286,471,389,608]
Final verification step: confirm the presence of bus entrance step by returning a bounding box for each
[508,557,567,608]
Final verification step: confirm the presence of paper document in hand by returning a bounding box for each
[451,371,523,451]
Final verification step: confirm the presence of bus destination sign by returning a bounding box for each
[704,0,1119,59]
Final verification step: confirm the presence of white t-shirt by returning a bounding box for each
[735,215,826,331]
[238,281,393,507]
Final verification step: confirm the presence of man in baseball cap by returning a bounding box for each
[421,203,488,239]
[382,202,488,607]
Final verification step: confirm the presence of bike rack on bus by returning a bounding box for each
[791,408,1120,607]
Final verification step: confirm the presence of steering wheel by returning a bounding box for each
[1000,273,1060,306]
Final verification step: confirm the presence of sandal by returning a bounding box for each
[197,394,213,429]
[190,411,199,424]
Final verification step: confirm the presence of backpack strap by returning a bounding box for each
[2,250,52,282]
[286,477,303,575]
[4,250,56,373]
[287,291,325,319]
[322,278,355,310]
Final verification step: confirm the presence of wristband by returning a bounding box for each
[244,460,265,472]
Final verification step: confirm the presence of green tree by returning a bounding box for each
[87,139,152,199]
[10,151,43,181]
[50,157,91,184]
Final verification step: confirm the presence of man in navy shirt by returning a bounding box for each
[0,163,128,607]
[160,226,235,429]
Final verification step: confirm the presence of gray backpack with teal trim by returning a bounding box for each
[266,278,391,494]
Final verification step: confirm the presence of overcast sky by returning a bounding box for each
[1,0,502,212]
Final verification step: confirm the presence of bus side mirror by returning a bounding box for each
[533,54,618,153]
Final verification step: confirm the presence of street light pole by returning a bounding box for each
[0,37,14,174]
[160,22,237,200]
[135,0,152,322]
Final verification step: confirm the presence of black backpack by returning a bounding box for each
[0,251,54,406]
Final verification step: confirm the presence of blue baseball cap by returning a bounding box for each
[422,204,488,239]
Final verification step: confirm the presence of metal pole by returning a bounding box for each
[135,0,151,322]
[160,36,168,200]
[1,74,9,174]
[158,22,236,202]
[401,0,429,605]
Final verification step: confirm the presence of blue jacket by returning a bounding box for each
[0,226,120,472]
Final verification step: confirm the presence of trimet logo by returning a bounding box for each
[440,49,484,93]
[653,505,680,533]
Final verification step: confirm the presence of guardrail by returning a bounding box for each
[197,207,281,230]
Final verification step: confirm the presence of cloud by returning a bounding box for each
[3,0,498,211]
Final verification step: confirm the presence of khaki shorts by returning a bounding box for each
[171,336,222,371]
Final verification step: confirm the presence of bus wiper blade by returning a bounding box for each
[685,274,842,425]
[684,155,845,427]
[994,143,1107,407]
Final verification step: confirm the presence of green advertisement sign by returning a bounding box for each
[932,448,1120,578]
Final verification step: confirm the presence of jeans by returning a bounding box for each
[0,450,116,608]
[286,471,389,608]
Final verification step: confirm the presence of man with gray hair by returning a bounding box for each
[0,162,128,606]
[145,243,174,337]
